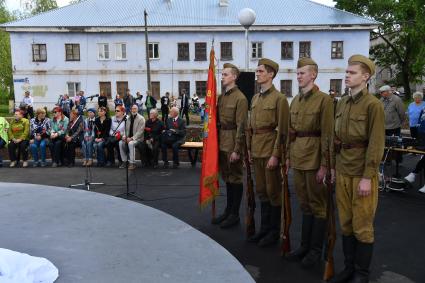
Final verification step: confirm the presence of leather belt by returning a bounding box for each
[253,126,276,135]
[342,141,369,149]
[219,123,237,130]
[295,131,321,138]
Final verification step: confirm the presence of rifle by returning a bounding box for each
[280,144,292,256]
[244,139,256,237]
[323,140,337,281]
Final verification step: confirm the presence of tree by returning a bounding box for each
[32,0,58,15]
[0,0,15,99]
[336,0,425,100]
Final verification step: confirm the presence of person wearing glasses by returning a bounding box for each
[29,108,51,167]
[49,107,69,167]
[106,105,126,167]
[94,107,111,167]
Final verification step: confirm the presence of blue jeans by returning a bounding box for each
[93,140,106,164]
[0,138,5,164]
[82,139,94,160]
[30,139,48,162]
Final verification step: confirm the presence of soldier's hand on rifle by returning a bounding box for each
[247,150,253,164]
[285,159,290,175]
[357,178,371,197]
[266,156,279,170]
[229,152,240,163]
[316,165,327,184]
[331,169,336,184]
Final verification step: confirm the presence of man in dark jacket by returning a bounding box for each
[179,89,190,126]
[145,91,157,116]
[161,92,171,122]
[161,107,186,169]
[140,109,164,168]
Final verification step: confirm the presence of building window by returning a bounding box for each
[281,42,293,60]
[196,81,207,98]
[65,44,80,61]
[299,41,311,58]
[32,44,47,62]
[178,81,190,97]
[195,42,207,61]
[99,82,112,99]
[97,43,110,60]
[220,42,233,60]
[116,81,128,96]
[331,41,344,59]
[151,81,161,100]
[330,79,343,96]
[251,42,263,59]
[67,82,81,97]
[280,80,292,97]
[178,43,190,61]
[115,43,127,60]
[148,42,159,59]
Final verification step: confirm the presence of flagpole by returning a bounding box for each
[211,38,216,219]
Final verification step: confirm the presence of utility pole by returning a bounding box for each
[144,9,151,93]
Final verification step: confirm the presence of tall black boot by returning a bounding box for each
[286,214,314,261]
[301,217,327,268]
[329,235,357,283]
[258,205,281,247]
[220,183,243,229]
[349,242,373,283]
[247,201,271,243]
[211,183,233,224]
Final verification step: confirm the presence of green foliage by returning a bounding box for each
[0,0,14,99]
[336,0,425,100]
[32,0,58,15]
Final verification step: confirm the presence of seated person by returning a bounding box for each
[82,108,97,166]
[29,108,51,167]
[119,104,145,170]
[49,107,69,167]
[8,109,30,168]
[161,107,186,169]
[140,109,164,168]
[106,105,126,167]
[93,107,111,167]
[0,116,10,167]
[64,109,83,167]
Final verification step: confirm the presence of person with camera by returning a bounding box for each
[63,109,84,167]
[93,107,111,167]
[140,109,164,169]
[161,107,186,169]
[106,105,126,167]
[98,91,108,109]
[8,109,30,168]
[49,107,69,167]
[119,104,145,170]
[29,108,51,167]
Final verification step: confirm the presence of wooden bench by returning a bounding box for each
[180,141,203,167]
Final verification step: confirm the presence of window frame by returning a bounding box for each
[32,44,47,62]
[194,42,207,61]
[220,42,233,61]
[115,43,127,60]
[67,82,81,97]
[97,43,110,60]
[251,42,263,59]
[65,43,80,62]
[330,79,343,96]
[299,41,311,58]
[148,42,160,59]
[281,41,293,60]
[331,41,344,59]
[280,80,293,98]
[177,42,190,61]
[195,81,207,98]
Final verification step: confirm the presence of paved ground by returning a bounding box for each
[0,154,424,283]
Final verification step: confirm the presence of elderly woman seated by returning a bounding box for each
[140,109,164,168]
[8,109,30,167]
[49,107,69,167]
[29,107,51,167]
[64,109,84,167]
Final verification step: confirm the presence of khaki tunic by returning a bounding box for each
[288,86,334,218]
[217,87,248,184]
[334,88,385,243]
[247,85,289,206]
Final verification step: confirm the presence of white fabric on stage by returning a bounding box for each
[0,248,58,283]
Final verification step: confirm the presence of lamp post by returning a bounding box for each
[238,8,256,71]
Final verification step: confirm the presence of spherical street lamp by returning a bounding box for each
[238,8,256,70]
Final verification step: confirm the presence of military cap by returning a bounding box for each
[379,85,391,92]
[348,54,375,76]
[258,58,279,74]
[223,63,239,70]
[297,57,318,68]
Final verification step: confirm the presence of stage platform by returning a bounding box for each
[0,183,254,283]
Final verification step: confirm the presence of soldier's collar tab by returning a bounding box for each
[225,86,238,96]
[260,85,276,96]
[347,88,368,104]
[299,85,319,100]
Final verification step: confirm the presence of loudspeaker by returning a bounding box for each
[237,72,256,107]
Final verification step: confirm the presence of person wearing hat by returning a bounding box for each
[211,63,248,229]
[330,55,384,283]
[82,108,97,166]
[379,84,405,137]
[246,58,289,247]
[285,58,334,269]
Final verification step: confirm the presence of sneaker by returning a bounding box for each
[9,161,16,168]
[404,172,416,183]
[119,163,127,169]
[105,161,113,167]
[33,162,39,168]
[163,162,169,169]
[86,160,93,167]
[41,162,47,167]
[82,160,87,166]
[128,163,136,170]
[419,185,425,193]
[22,161,29,168]
[52,162,57,168]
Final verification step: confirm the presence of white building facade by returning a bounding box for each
[3,0,378,109]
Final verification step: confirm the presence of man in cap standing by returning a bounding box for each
[285,58,334,268]
[211,63,248,229]
[246,58,289,247]
[330,55,384,283]
[379,84,405,137]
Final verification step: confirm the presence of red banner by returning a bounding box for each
[199,47,219,208]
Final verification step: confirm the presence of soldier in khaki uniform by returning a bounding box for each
[212,63,248,228]
[247,58,289,247]
[285,58,334,268]
[330,55,384,283]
